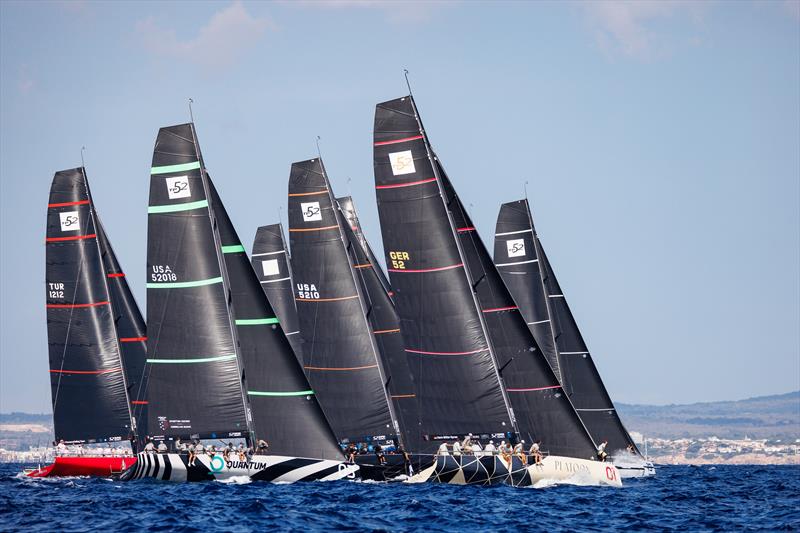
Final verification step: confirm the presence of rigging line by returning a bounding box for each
[315,135,322,161]
[403,68,413,97]
[80,146,86,168]
[188,97,194,123]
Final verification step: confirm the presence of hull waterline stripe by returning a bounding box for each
[260,277,291,284]
[147,276,223,289]
[46,233,96,243]
[373,328,400,334]
[222,244,246,254]
[373,135,423,146]
[48,200,89,208]
[235,318,279,325]
[147,354,236,364]
[150,161,201,174]
[495,229,532,237]
[389,263,463,274]
[289,225,338,233]
[107,272,125,278]
[50,367,121,375]
[248,390,314,397]
[376,177,437,190]
[288,190,329,197]
[252,250,286,257]
[405,348,489,356]
[495,259,538,267]
[148,199,209,214]
[120,336,147,342]
[482,306,518,313]
[507,385,562,392]
[47,301,109,309]
[304,364,378,371]
[296,295,359,302]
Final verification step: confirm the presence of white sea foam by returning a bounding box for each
[216,475,252,485]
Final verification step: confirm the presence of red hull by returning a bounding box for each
[26,456,137,478]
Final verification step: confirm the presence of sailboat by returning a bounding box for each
[495,199,655,478]
[372,94,621,487]
[287,159,408,467]
[29,167,148,478]
[121,123,357,482]
[251,224,304,363]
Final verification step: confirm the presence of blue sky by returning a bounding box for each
[1,1,798,412]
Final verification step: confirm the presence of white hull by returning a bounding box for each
[122,452,359,483]
[408,454,622,487]
[617,460,656,479]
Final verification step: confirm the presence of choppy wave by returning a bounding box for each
[1,464,798,531]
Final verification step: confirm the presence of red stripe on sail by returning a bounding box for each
[373,135,424,146]
[457,227,475,232]
[376,178,437,190]
[46,234,96,243]
[405,348,489,356]
[482,306,519,313]
[120,337,147,342]
[107,272,125,278]
[507,385,562,392]
[48,200,89,208]
[47,301,109,309]
[50,367,121,375]
[388,263,463,274]
[131,401,149,405]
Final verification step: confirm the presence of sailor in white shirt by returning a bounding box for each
[437,442,450,456]
[56,440,67,456]
[597,440,608,462]
[452,440,462,457]
[471,442,483,456]
[484,440,496,455]
[157,441,168,454]
[144,440,156,454]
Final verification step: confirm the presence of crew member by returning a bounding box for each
[398,445,413,477]
[437,441,449,456]
[514,440,526,465]
[484,440,496,455]
[144,439,156,454]
[471,441,483,456]
[374,443,386,465]
[56,439,67,456]
[195,441,205,456]
[452,440,462,457]
[238,443,246,461]
[257,439,269,454]
[499,441,512,467]
[188,441,197,466]
[157,441,168,454]
[597,440,608,462]
[529,440,543,465]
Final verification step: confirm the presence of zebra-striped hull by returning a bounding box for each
[121,452,359,483]
[409,455,622,487]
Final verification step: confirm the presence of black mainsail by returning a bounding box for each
[336,196,420,451]
[495,200,638,455]
[288,159,398,446]
[373,97,514,454]
[145,123,252,442]
[45,167,144,445]
[208,179,343,460]
[251,224,304,363]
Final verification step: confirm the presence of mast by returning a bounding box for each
[45,167,133,444]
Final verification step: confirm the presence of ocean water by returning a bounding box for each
[1,463,798,531]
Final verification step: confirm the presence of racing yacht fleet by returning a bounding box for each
[34,89,654,486]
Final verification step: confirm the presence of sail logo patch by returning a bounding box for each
[506,239,526,258]
[389,150,415,176]
[301,202,322,222]
[59,211,80,232]
[166,176,191,199]
[261,259,280,277]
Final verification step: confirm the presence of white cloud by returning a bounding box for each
[136,1,272,70]
[581,0,707,59]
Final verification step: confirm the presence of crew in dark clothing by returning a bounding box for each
[374,444,386,465]
[346,443,357,463]
[398,445,414,477]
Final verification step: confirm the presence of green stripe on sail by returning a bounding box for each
[151,161,201,175]
[147,276,222,289]
[147,354,236,364]
[235,318,279,326]
[222,244,246,254]
[247,390,314,397]
[148,199,209,214]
